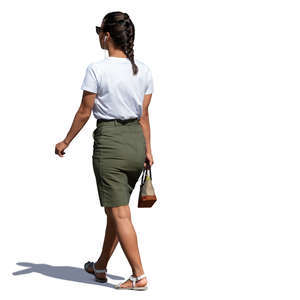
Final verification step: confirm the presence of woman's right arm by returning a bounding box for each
[55,90,96,157]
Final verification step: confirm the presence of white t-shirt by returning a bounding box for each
[80,56,154,120]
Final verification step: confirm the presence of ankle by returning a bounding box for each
[94,260,107,269]
[132,271,146,278]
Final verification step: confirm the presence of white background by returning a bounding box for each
[1,0,300,299]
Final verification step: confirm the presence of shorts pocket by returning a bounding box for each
[92,126,103,139]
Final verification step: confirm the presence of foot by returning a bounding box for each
[118,275,147,289]
[85,262,94,274]
[85,261,107,281]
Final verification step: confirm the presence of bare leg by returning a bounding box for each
[87,207,119,280]
[106,205,147,288]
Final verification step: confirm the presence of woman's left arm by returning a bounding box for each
[55,90,96,157]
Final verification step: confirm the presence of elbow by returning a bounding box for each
[140,110,149,122]
[139,115,148,126]
[77,110,91,121]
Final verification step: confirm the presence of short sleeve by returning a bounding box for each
[80,63,98,93]
[144,68,154,95]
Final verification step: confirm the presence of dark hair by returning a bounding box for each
[102,11,138,75]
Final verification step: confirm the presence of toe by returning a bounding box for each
[85,262,93,273]
[118,279,132,289]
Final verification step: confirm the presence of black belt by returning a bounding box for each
[97,118,138,125]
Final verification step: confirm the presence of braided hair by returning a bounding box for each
[102,11,138,75]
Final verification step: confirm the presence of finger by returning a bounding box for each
[58,150,64,157]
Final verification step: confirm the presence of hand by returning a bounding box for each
[144,151,154,168]
[55,140,69,157]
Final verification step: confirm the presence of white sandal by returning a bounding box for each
[92,263,107,283]
[84,261,107,283]
[114,274,148,290]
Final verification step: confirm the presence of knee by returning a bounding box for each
[110,205,131,221]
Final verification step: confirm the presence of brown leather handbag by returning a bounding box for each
[138,162,157,207]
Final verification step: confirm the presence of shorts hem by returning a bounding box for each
[100,202,130,207]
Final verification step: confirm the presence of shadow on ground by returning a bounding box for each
[12,262,125,289]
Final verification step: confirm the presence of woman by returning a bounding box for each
[54,12,154,291]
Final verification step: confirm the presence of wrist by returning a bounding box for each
[63,139,70,146]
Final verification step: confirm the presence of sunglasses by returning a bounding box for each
[96,26,104,35]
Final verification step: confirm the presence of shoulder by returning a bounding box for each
[134,59,153,79]
[86,59,107,72]
[134,58,151,71]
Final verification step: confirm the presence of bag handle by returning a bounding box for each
[145,160,152,180]
[146,162,152,180]
[140,160,152,185]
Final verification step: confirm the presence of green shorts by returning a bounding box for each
[92,118,146,207]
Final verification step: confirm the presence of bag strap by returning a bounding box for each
[140,165,147,185]
[145,161,152,180]
[140,161,152,185]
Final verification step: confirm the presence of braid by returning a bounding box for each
[123,19,138,75]
[119,14,138,75]
[102,12,139,75]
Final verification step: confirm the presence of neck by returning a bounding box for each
[108,49,127,58]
